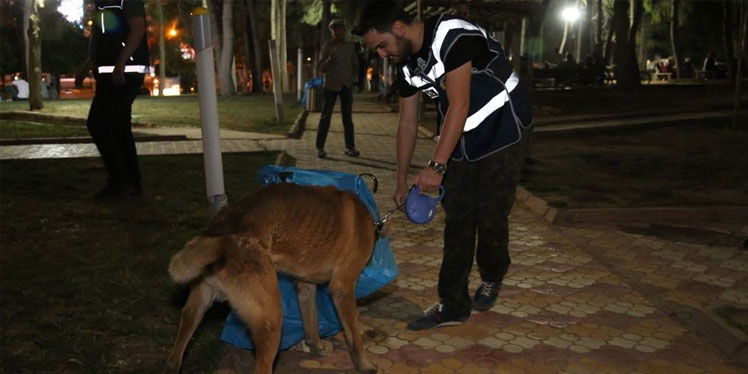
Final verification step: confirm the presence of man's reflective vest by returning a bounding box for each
[401,15,533,161]
[92,0,150,76]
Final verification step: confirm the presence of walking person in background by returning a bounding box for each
[356,2,533,330]
[315,18,360,159]
[87,0,149,200]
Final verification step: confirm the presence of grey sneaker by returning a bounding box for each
[407,303,468,331]
[473,281,500,312]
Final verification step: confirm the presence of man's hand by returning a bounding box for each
[414,167,443,194]
[112,61,126,85]
[392,181,409,207]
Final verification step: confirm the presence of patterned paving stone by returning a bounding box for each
[6,95,746,374]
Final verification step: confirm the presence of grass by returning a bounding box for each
[0,151,279,373]
[0,93,303,134]
[0,120,91,139]
[522,117,748,208]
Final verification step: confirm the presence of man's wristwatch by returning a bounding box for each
[427,159,447,175]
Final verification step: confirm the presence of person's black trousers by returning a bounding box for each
[438,127,533,317]
[315,85,355,151]
[86,74,144,188]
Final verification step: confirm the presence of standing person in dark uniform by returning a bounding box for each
[315,18,360,159]
[87,0,149,199]
[356,4,533,330]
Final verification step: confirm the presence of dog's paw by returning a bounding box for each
[310,340,334,356]
[354,363,378,374]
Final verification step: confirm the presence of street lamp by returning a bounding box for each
[561,6,580,23]
[559,6,582,62]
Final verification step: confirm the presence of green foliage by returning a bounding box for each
[301,0,324,26]
[39,3,89,74]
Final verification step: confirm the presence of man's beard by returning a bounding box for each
[391,34,413,66]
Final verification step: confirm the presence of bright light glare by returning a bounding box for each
[561,7,580,22]
[58,0,84,24]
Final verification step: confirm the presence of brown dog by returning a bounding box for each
[164,183,377,374]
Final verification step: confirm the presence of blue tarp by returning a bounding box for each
[220,166,398,351]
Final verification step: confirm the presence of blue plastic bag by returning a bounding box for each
[220,166,398,351]
[300,77,323,109]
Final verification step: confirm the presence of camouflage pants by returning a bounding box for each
[438,127,533,317]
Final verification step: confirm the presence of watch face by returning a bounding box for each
[428,160,446,174]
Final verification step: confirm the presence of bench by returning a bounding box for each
[655,72,672,81]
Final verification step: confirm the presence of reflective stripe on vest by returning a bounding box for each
[97,0,124,33]
[401,17,518,133]
[97,65,149,74]
[464,72,519,132]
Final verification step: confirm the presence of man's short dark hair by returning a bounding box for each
[351,2,412,36]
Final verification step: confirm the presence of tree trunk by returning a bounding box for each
[597,0,603,51]
[723,0,737,80]
[240,0,252,92]
[209,0,222,71]
[244,0,263,92]
[320,0,331,48]
[526,0,549,63]
[270,0,278,88]
[155,0,165,96]
[218,0,235,96]
[13,1,28,79]
[669,0,681,79]
[580,0,592,60]
[613,0,640,88]
[639,13,649,69]
[732,0,746,130]
[280,0,288,93]
[603,10,615,67]
[20,0,33,78]
[27,0,42,110]
[559,20,569,56]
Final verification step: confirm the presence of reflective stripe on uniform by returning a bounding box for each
[97,65,149,74]
[464,72,519,132]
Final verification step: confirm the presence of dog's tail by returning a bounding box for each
[168,236,225,284]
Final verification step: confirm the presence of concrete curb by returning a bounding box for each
[2,111,87,127]
[0,134,188,146]
[2,110,166,129]
[287,110,308,139]
[515,185,748,224]
[555,206,748,223]
[273,150,297,167]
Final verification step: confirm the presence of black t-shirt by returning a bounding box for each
[398,16,493,97]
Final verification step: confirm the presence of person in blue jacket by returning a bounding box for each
[355,4,533,330]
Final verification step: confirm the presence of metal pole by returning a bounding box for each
[192,6,227,216]
[297,48,303,101]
